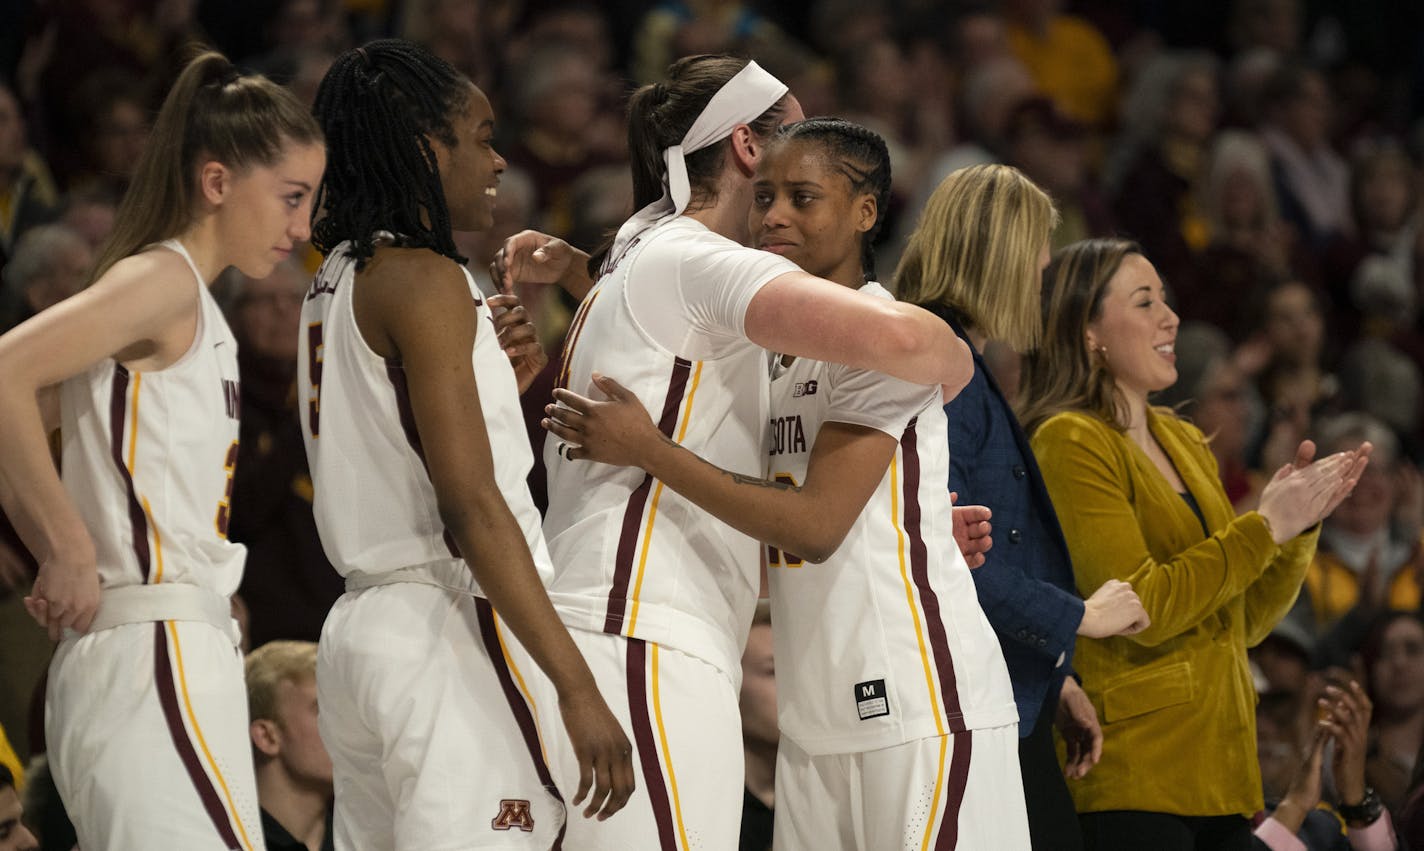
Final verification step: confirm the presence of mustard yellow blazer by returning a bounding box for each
[1031,409,1319,817]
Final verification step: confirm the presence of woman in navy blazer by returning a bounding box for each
[896,165,1150,850]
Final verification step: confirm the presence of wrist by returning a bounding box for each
[1336,785,1383,828]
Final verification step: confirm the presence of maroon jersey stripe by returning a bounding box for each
[555,290,600,392]
[109,366,152,581]
[935,730,974,850]
[474,598,567,848]
[152,623,244,849]
[626,639,678,849]
[901,418,966,732]
[385,361,462,559]
[603,357,692,634]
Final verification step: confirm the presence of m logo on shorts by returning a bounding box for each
[491,799,535,832]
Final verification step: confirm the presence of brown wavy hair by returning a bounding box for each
[1018,238,1143,435]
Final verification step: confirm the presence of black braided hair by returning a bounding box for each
[776,118,892,280]
[311,39,471,268]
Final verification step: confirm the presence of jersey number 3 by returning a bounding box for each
[307,321,324,438]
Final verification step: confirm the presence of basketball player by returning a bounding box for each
[301,40,632,850]
[0,52,325,849]
[502,59,974,849]
[544,118,1027,849]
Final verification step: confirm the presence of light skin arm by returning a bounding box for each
[0,250,199,639]
[745,272,973,396]
[545,373,895,563]
[357,251,633,819]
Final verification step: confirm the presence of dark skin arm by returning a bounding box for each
[355,248,633,819]
[545,373,992,564]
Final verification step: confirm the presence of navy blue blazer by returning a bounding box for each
[935,308,1085,736]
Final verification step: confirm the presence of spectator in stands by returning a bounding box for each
[0,80,58,270]
[220,258,342,647]
[0,764,37,851]
[1,224,92,333]
[1004,97,1112,249]
[1110,52,1221,298]
[1361,612,1424,818]
[246,641,334,851]
[1254,680,1400,850]
[1003,0,1119,130]
[1195,131,1296,335]
[1260,64,1351,252]
[1156,321,1266,511]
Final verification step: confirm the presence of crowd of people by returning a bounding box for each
[0,0,1421,849]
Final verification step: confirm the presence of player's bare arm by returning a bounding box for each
[355,247,635,819]
[0,250,201,638]
[745,271,974,398]
[493,229,595,302]
[545,373,895,563]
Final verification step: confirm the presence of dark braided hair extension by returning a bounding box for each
[311,39,471,268]
[777,118,891,280]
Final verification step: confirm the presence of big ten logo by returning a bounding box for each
[765,473,804,568]
[491,799,535,832]
[792,380,818,398]
[767,414,806,457]
[221,379,241,420]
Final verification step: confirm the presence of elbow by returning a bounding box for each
[781,526,851,565]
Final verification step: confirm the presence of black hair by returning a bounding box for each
[0,762,12,791]
[776,118,892,280]
[311,39,472,268]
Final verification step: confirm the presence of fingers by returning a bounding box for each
[571,754,593,810]
[590,372,633,402]
[552,387,596,415]
[1292,439,1316,470]
[581,756,612,820]
[950,491,958,505]
[608,744,636,819]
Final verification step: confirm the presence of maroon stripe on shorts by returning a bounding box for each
[626,639,678,850]
[109,366,152,581]
[935,730,974,850]
[602,358,692,634]
[474,598,567,848]
[901,419,965,731]
[385,361,461,558]
[152,623,243,849]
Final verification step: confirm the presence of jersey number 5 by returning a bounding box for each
[307,321,323,438]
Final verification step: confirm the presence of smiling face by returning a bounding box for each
[433,84,506,233]
[214,138,325,279]
[1087,253,1180,401]
[749,137,876,287]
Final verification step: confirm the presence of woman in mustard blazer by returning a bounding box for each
[1019,239,1372,851]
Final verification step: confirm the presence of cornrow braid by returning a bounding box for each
[777,118,892,280]
[312,39,471,268]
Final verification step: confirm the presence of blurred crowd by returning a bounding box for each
[1,0,1423,848]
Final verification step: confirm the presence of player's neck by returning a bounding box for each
[256,762,331,850]
[683,178,753,245]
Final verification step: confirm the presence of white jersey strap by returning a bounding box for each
[158,238,209,286]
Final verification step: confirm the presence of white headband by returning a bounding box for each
[605,61,788,270]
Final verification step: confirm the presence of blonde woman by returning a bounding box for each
[897,165,1149,850]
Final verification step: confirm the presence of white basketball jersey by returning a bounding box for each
[298,243,552,592]
[60,239,246,593]
[542,216,797,678]
[767,283,1017,756]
